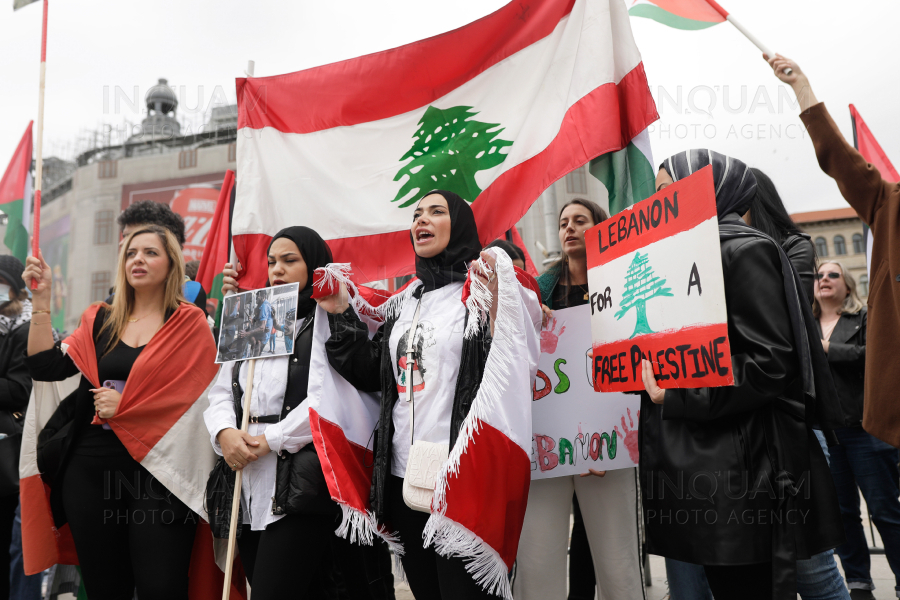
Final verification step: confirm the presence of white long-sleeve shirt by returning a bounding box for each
[204,346,313,530]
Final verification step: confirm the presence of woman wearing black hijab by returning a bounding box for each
[206,227,395,600]
[639,150,844,600]
[319,190,537,599]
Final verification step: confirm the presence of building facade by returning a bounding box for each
[791,207,869,301]
[37,79,237,333]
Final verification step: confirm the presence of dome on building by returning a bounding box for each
[127,77,181,143]
[145,78,177,116]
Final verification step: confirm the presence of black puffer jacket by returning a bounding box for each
[230,310,335,517]
[639,216,844,579]
[325,287,490,521]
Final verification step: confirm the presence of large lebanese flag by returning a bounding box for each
[233,0,657,286]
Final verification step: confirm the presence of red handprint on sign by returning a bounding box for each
[540,317,566,354]
[614,408,640,464]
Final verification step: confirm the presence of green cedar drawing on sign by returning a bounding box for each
[393,105,513,207]
[614,251,673,338]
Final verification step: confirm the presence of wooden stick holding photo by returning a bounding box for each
[221,358,255,600]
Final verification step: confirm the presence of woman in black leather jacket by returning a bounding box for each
[206,227,394,600]
[640,150,844,600]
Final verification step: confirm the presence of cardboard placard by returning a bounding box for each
[585,166,734,393]
[531,305,641,479]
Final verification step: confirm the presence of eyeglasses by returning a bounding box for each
[816,272,841,280]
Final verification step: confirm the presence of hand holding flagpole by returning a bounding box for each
[701,0,792,75]
[31,0,49,289]
[221,358,255,600]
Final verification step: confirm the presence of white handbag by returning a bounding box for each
[401,299,449,513]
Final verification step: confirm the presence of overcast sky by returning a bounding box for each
[1,0,897,214]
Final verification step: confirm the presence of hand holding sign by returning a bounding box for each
[585,167,734,393]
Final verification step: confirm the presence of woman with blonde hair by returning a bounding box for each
[814,261,900,600]
[23,225,219,600]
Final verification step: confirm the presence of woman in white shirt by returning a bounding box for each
[205,226,393,600]
[318,190,542,599]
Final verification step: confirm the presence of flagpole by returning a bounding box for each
[702,0,792,75]
[31,0,48,289]
[221,357,255,600]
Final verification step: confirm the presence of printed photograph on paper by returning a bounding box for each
[215,283,299,363]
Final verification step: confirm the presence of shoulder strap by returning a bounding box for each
[231,361,244,424]
[406,299,422,444]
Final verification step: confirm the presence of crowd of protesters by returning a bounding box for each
[0,51,895,600]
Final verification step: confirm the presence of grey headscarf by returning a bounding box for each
[661,149,757,219]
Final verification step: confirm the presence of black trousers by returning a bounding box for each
[61,452,198,600]
[703,562,772,600]
[388,475,500,600]
[238,510,396,600]
[568,494,596,600]
[0,492,18,600]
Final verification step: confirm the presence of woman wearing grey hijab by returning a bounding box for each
[639,150,844,600]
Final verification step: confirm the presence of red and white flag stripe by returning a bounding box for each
[233,0,657,287]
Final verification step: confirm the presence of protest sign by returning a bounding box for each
[216,283,300,363]
[585,166,733,393]
[531,305,641,479]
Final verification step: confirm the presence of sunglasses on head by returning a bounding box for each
[816,272,841,280]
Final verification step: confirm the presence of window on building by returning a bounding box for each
[179,149,197,169]
[815,237,828,257]
[97,160,117,179]
[859,274,869,297]
[93,210,114,245]
[565,168,587,194]
[227,143,237,162]
[833,235,847,255]
[852,233,864,254]
[91,271,111,303]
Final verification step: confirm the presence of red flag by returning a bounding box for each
[850,104,899,182]
[196,169,234,294]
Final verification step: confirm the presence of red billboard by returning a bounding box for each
[120,172,227,262]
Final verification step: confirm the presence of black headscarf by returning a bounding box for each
[412,190,481,292]
[662,149,758,219]
[268,226,333,317]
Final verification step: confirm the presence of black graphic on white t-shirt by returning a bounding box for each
[396,321,435,394]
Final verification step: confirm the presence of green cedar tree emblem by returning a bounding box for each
[392,105,513,207]
[614,251,673,338]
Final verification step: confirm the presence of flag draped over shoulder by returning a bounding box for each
[424,249,541,599]
[0,122,33,262]
[20,303,221,577]
[628,0,726,30]
[317,252,541,598]
[197,169,235,325]
[233,0,657,288]
[306,303,403,555]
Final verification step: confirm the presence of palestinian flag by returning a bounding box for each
[197,169,235,327]
[233,0,658,287]
[628,0,727,30]
[589,127,656,215]
[0,122,33,262]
